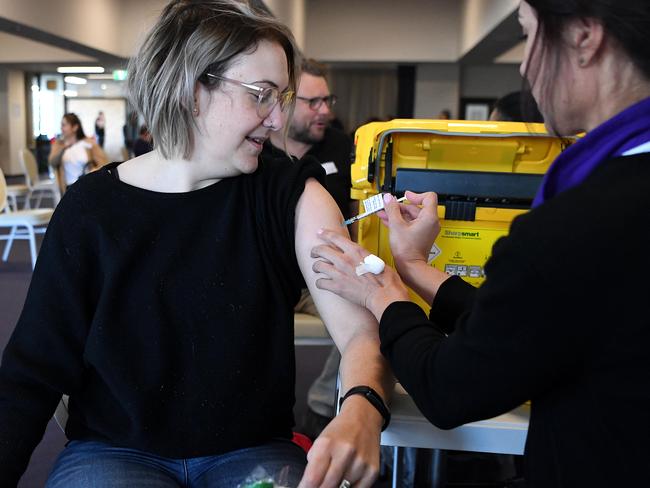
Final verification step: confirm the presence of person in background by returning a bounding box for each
[94,111,106,148]
[123,110,139,157]
[311,0,650,486]
[48,113,108,194]
[0,1,391,487]
[436,109,451,120]
[263,58,354,229]
[133,125,153,157]
[489,90,544,123]
[261,57,355,441]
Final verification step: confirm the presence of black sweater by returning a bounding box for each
[262,127,354,219]
[0,157,325,486]
[379,153,650,487]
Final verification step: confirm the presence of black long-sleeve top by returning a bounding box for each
[0,157,325,486]
[379,153,650,487]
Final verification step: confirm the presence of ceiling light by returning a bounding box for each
[57,66,105,74]
[87,74,114,80]
[64,76,87,85]
[101,84,107,90]
[63,90,78,97]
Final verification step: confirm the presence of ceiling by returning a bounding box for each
[0,14,127,74]
[0,1,524,75]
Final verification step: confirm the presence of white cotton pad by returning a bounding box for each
[355,254,385,276]
[363,254,385,274]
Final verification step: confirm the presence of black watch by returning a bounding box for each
[339,385,391,431]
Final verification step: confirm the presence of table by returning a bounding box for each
[382,385,529,454]
[380,385,529,487]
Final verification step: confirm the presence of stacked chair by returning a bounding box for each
[0,167,54,270]
[18,148,61,208]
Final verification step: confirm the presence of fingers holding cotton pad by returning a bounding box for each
[355,254,386,276]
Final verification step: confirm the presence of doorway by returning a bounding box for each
[66,98,127,162]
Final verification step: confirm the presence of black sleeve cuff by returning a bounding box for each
[379,301,436,354]
[429,275,477,334]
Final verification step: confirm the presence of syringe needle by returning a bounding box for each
[342,211,371,226]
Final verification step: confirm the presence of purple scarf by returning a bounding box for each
[533,96,650,207]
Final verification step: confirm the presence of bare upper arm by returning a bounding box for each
[88,140,108,167]
[48,141,64,163]
[294,178,378,352]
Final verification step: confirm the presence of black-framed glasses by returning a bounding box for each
[296,94,337,111]
[205,73,295,119]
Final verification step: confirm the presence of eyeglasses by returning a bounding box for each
[205,73,295,119]
[296,95,337,111]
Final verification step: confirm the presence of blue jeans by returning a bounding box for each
[45,439,307,487]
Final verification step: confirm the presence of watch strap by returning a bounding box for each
[339,385,391,431]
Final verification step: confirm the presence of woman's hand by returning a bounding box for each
[312,229,410,320]
[377,191,440,272]
[298,398,382,488]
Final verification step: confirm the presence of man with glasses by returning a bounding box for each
[262,58,354,441]
[264,58,353,227]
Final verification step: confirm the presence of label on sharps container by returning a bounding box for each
[431,224,509,287]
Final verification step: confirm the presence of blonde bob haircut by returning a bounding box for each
[127,0,299,159]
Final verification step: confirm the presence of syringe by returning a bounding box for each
[343,194,407,226]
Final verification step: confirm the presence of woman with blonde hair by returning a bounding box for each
[0,1,391,486]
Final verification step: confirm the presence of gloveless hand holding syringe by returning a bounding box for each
[342,193,408,276]
[342,193,408,226]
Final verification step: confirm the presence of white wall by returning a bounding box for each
[265,0,306,50]
[304,0,462,62]
[0,70,10,174]
[37,74,65,140]
[9,71,28,175]
[414,64,460,119]
[118,0,307,56]
[0,69,27,175]
[116,0,167,58]
[460,0,519,56]
[67,98,127,162]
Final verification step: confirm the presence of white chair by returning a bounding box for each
[0,168,54,269]
[4,178,29,211]
[18,148,61,208]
